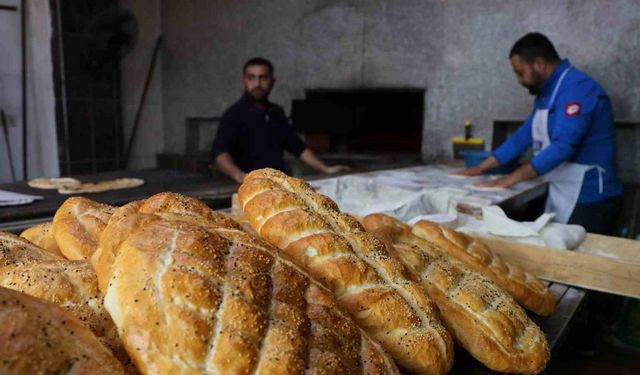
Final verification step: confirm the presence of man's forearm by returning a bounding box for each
[478,156,500,172]
[502,162,538,187]
[455,155,500,176]
[474,161,538,188]
[299,148,329,173]
[215,153,245,183]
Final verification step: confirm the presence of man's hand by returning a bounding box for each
[299,149,351,175]
[215,152,246,184]
[473,162,538,189]
[451,155,499,177]
[451,166,484,177]
[325,165,351,174]
[474,176,513,189]
[233,171,246,184]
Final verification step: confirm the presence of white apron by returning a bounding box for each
[531,66,604,224]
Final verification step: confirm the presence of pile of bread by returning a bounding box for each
[1,168,555,375]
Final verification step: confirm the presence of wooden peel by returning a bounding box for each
[579,233,640,263]
[477,234,640,298]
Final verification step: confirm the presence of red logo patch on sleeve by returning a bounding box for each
[565,102,581,116]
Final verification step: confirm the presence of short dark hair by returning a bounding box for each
[509,33,561,63]
[243,57,274,75]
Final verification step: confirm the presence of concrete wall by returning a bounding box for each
[0,0,58,182]
[25,0,58,180]
[120,0,163,169]
[0,0,23,182]
[141,0,640,178]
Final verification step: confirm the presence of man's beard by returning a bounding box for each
[247,88,270,102]
[523,70,544,96]
[524,84,540,95]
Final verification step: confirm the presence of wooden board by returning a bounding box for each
[477,235,640,298]
[579,233,640,263]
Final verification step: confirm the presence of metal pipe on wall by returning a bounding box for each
[0,4,17,11]
[55,0,71,176]
[1,110,16,181]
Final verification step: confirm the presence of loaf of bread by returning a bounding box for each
[20,221,63,257]
[0,231,130,369]
[238,168,454,375]
[0,285,124,375]
[52,196,115,260]
[412,220,555,316]
[230,192,257,234]
[363,214,549,374]
[93,192,399,375]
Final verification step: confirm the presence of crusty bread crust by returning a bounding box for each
[239,168,454,375]
[411,220,555,316]
[20,222,62,257]
[53,197,115,260]
[0,286,124,375]
[0,231,131,370]
[93,192,399,375]
[363,214,550,374]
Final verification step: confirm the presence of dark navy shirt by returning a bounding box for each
[493,59,622,203]
[211,94,307,173]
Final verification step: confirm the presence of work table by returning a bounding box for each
[0,162,547,232]
[0,169,236,229]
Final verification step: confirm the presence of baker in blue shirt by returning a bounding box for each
[456,33,622,234]
[212,57,349,183]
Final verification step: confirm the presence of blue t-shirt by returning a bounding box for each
[493,59,622,203]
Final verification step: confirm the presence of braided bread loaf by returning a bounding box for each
[363,214,549,374]
[412,220,555,316]
[238,168,454,375]
[0,231,130,370]
[20,222,62,257]
[0,286,124,375]
[52,196,115,260]
[93,192,399,375]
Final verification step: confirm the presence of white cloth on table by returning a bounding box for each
[312,175,482,222]
[0,190,42,206]
[456,205,586,250]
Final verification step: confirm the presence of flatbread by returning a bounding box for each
[57,178,145,194]
[465,183,509,192]
[28,177,82,190]
[447,173,472,179]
